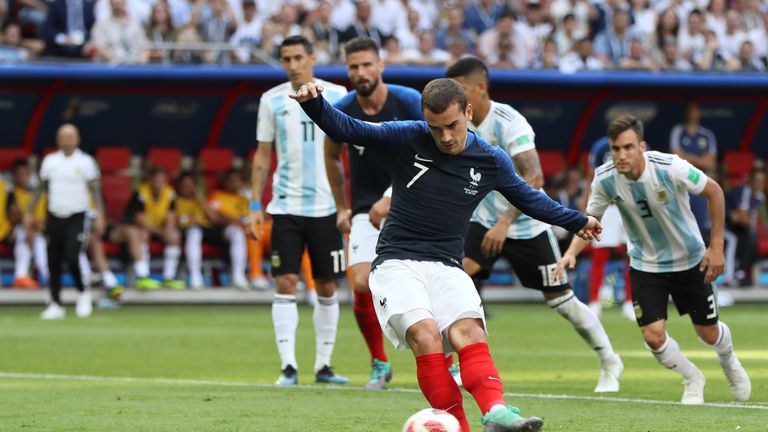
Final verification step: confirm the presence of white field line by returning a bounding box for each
[0,371,766,411]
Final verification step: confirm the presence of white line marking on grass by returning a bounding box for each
[1,372,766,411]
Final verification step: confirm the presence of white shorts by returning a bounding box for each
[368,259,486,352]
[348,213,379,267]
[594,205,627,248]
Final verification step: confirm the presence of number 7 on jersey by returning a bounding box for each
[407,162,429,188]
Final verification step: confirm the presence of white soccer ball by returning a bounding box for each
[401,408,461,432]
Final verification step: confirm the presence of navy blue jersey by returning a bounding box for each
[301,96,588,269]
[333,84,424,215]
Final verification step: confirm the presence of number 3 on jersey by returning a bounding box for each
[407,162,429,188]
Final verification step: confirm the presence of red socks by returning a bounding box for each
[416,353,469,431]
[458,342,505,415]
[589,247,610,302]
[353,291,388,362]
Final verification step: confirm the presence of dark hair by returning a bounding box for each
[421,78,467,114]
[146,166,167,178]
[607,114,644,141]
[345,37,380,57]
[12,158,28,172]
[689,8,703,18]
[177,170,195,182]
[279,35,313,56]
[445,56,489,83]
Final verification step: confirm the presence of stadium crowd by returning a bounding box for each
[0,0,766,71]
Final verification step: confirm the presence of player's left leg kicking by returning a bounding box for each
[464,224,624,393]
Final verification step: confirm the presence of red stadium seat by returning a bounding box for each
[96,147,132,174]
[199,148,234,174]
[41,146,57,157]
[147,148,183,174]
[722,151,755,189]
[101,175,134,224]
[758,218,768,257]
[0,148,28,170]
[538,151,566,179]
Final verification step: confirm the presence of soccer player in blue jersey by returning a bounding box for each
[446,58,623,393]
[248,35,349,387]
[556,115,751,405]
[325,37,424,390]
[291,78,602,432]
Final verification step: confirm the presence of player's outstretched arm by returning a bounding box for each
[290,82,422,151]
[699,178,726,283]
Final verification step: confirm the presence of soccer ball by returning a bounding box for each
[401,408,461,432]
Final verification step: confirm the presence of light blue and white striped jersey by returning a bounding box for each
[587,151,708,273]
[257,79,348,217]
[469,101,549,239]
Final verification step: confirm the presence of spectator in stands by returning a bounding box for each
[401,30,450,65]
[516,0,553,52]
[94,0,149,26]
[146,2,175,63]
[654,7,679,56]
[618,36,657,70]
[730,40,765,72]
[208,169,250,289]
[338,0,382,46]
[229,0,261,63]
[553,13,583,56]
[724,168,765,287]
[463,0,503,36]
[43,0,96,58]
[678,9,706,66]
[695,28,727,70]
[407,0,438,32]
[669,101,718,243]
[0,0,6,27]
[370,0,406,40]
[559,37,606,72]
[719,9,747,60]
[549,0,592,38]
[91,0,148,63]
[594,7,634,66]
[629,0,656,42]
[490,33,516,68]
[9,159,48,289]
[436,7,476,53]
[477,12,514,65]
[656,37,693,70]
[192,0,237,64]
[174,172,216,289]
[380,34,406,64]
[327,0,355,32]
[0,23,30,62]
[748,12,767,64]
[393,8,423,53]
[17,0,49,38]
[303,1,338,64]
[706,0,727,38]
[740,0,762,31]
[272,3,301,41]
[172,23,203,63]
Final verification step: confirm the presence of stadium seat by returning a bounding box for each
[147,148,183,174]
[0,148,28,170]
[538,151,566,179]
[722,151,755,189]
[757,218,768,257]
[199,148,234,173]
[101,175,133,223]
[96,147,132,174]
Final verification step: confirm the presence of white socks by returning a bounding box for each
[548,292,616,365]
[134,243,150,278]
[273,294,299,370]
[33,233,48,278]
[163,245,181,280]
[650,333,699,380]
[185,227,204,287]
[708,321,735,361]
[313,294,339,372]
[79,252,92,284]
[102,271,118,289]
[13,229,32,279]
[225,225,248,285]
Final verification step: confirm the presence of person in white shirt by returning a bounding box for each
[26,124,106,320]
[248,35,349,386]
[559,37,607,73]
[91,0,149,64]
[556,114,752,405]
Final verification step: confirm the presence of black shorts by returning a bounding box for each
[269,214,344,280]
[464,222,568,292]
[630,264,719,327]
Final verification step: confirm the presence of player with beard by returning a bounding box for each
[325,37,424,390]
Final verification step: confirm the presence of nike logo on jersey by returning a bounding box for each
[414,154,433,162]
[353,145,365,156]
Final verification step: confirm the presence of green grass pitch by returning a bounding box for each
[0,302,765,431]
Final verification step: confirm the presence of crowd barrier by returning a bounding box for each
[1,64,767,163]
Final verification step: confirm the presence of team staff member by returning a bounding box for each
[325,37,424,390]
[27,124,105,320]
[249,35,349,386]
